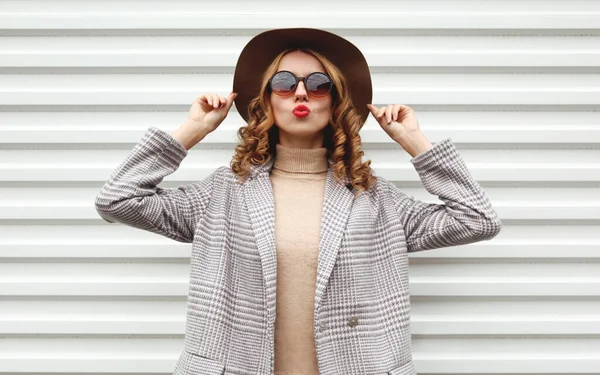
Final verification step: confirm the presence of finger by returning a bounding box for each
[212,94,219,109]
[197,94,211,110]
[367,104,378,117]
[376,106,387,120]
[392,104,402,122]
[398,104,413,119]
[400,106,413,121]
[367,104,382,121]
[385,105,393,124]
[224,92,238,110]
[197,94,208,104]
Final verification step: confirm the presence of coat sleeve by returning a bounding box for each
[94,125,219,243]
[386,137,502,253]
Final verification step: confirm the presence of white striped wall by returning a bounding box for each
[1,1,599,374]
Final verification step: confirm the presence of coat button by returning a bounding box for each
[348,317,358,328]
[318,322,327,332]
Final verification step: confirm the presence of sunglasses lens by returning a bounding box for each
[270,71,333,97]
[306,73,332,97]
[270,71,296,95]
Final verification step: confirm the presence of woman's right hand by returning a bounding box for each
[186,92,238,135]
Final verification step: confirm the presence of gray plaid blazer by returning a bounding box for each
[95,126,502,375]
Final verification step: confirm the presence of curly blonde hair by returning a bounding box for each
[230,47,377,193]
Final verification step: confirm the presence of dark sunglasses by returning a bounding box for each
[268,70,333,98]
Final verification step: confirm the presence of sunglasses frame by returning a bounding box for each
[268,70,334,98]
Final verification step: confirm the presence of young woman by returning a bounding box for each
[95,28,502,375]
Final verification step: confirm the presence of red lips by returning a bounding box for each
[292,105,310,118]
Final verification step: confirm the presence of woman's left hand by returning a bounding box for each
[367,103,421,142]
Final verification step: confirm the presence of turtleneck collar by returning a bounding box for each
[272,143,328,174]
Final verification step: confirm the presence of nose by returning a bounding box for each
[294,80,308,101]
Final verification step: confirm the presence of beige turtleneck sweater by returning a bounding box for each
[270,142,328,375]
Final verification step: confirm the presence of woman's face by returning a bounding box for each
[269,50,333,148]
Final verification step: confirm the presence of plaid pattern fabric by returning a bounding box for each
[95,126,502,375]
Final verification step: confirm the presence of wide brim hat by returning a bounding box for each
[233,27,372,126]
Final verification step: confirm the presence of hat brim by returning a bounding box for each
[233,28,372,126]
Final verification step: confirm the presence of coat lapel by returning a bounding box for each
[313,163,355,311]
[243,159,278,328]
[243,156,355,326]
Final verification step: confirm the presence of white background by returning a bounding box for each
[1,1,599,373]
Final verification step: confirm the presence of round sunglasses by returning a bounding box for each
[268,70,333,98]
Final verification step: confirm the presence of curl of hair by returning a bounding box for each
[230,47,377,193]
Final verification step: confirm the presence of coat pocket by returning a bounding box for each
[189,353,225,375]
[388,360,416,375]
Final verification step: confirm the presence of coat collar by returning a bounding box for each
[248,154,351,183]
[243,156,355,328]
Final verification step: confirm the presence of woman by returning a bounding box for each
[95,28,502,375]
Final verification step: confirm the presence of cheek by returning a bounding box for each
[316,99,333,115]
[270,96,286,116]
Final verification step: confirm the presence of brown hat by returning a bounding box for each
[232,27,373,126]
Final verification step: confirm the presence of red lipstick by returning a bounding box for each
[292,105,310,118]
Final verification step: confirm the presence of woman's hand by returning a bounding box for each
[188,92,238,135]
[367,103,421,143]
[171,92,237,150]
[367,103,433,157]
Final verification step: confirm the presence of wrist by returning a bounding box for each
[394,131,433,158]
[171,122,209,150]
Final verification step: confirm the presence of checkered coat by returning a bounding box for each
[95,126,502,375]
